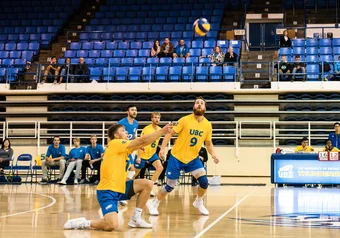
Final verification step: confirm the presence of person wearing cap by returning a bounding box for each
[292,55,305,81]
[328,122,340,149]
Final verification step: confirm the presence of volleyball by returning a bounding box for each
[193,18,211,36]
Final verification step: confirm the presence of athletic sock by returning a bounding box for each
[196,196,203,201]
[154,198,161,206]
[85,220,91,228]
[132,207,143,219]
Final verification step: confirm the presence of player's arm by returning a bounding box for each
[127,124,172,151]
[159,130,176,159]
[205,140,219,163]
[52,146,65,162]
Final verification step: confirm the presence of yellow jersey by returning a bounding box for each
[97,139,133,193]
[139,124,161,160]
[295,145,314,152]
[322,147,340,152]
[171,114,212,164]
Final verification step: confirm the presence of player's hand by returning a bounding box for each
[162,123,173,134]
[69,158,75,162]
[89,160,94,165]
[136,157,141,164]
[159,148,166,160]
[212,155,219,164]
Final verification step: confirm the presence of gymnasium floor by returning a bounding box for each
[0,182,339,238]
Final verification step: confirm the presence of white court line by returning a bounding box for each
[0,193,56,219]
[193,188,255,238]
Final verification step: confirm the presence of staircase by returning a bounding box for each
[240,50,278,89]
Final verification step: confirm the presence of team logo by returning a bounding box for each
[105,204,112,210]
[122,140,127,144]
[278,165,294,179]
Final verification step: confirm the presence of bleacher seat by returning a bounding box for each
[90,68,102,81]
[128,67,141,81]
[156,66,169,81]
[223,66,236,82]
[306,64,319,81]
[209,66,222,81]
[196,66,209,81]
[116,67,129,81]
[169,66,182,81]
[103,67,115,81]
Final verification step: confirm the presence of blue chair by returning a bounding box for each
[173,58,185,66]
[306,39,318,47]
[10,51,21,59]
[333,47,340,55]
[306,55,318,62]
[0,52,9,59]
[171,32,182,39]
[93,42,105,50]
[209,66,222,81]
[189,49,201,57]
[192,40,204,49]
[28,42,40,52]
[139,49,150,58]
[320,47,332,55]
[101,33,112,41]
[142,42,153,49]
[95,58,108,66]
[186,57,199,65]
[320,55,332,62]
[156,66,169,82]
[109,58,120,66]
[147,58,159,66]
[113,32,124,41]
[136,32,147,41]
[217,40,229,48]
[279,47,292,55]
[130,42,142,50]
[12,154,33,182]
[229,40,241,49]
[102,50,114,58]
[133,58,146,66]
[82,42,93,50]
[18,34,30,42]
[332,38,340,47]
[293,47,305,55]
[319,38,331,47]
[102,67,115,81]
[142,66,156,81]
[183,31,194,40]
[129,67,142,81]
[196,66,209,81]
[169,66,182,81]
[116,67,129,81]
[76,50,88,58]
[159,58,172,66]
[121,58,134,66]
[306,64,320,81]
[5,43,16,51]
[0,43,4,50]
[89,50,101,58]
[118,42,129,50]
[106,42,117,50]
[182,66,195,81]
[0,68,6,81]
[202,48,213,57]
[17,43,28,51]
[204,40,216,48]
[2,59,14,66]
[125,32,135,41]
[90,68,102,81]
[21,51,33,61]
[292,39,305,47]
[70,42,81,50]
[223,66,236,82]
[7,68,19,81]
[306,47,318,55]
[14,59,26,67]
[126,50,138,58]
[64,50,75,58]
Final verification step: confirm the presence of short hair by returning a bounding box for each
[73,137,80,142]
[325,139,332,144]
[295,55,300,59]
[53,136,60,140]
[281,55,286,57]
[194,96,207,107]
[334,122,340,127]
[108,124,124,140]
[151,112,161,118]
[301,137,308,142]
[90,135,97,139]
[51,56,57,60]
[127,104,137,111]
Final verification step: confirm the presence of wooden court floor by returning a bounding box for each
[0,182,339,238]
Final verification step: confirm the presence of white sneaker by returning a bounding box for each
[150,191,155,197]
[74,179,78,185]
[193,199,209,215]
[64,217,87,229]
[58,180,67,185]
[119,201,128,206]
[128,217,153,228]
[147,200,159,216]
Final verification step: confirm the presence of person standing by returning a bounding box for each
[279,30,291,48]
[0,139,14,175]
[328,122,340,149]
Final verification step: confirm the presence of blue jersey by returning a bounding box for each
[46,144,66,159]
[68,146,86,160]
[86,144,104,160]
[328,132,340,149]
[118,117,138,140]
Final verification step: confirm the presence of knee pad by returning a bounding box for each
[161,179,176,194]
[197,175,208,189]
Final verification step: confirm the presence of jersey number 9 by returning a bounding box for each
[190,137,197,147]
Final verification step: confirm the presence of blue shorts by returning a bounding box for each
[166,154,204,180]
[97,180,134,216]
[134,153,159,169]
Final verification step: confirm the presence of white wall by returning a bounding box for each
[306,24,340,38]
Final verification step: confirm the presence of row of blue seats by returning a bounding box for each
[0,12,71,21]
[0,34,54,43]
[0,51,35,60]
[2,0,80,7]
[0,68,21,82]
[95,10,223,18]
[78,31,219,42]
[279,47,340,56]
[85,23,220,32]
[0,19,65,27]
[283,93,340,100]
[0,42,40,51]
[70,40,240,50]
[89,16,221,26]
[87,66,236,82]
[278,55,340,62]
[285,105,340,111]
[64,49,239,59]
[0,59,27,66]
[290,38,340,47]
[0,26,60,34]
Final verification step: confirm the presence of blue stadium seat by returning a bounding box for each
[209,66,222,81]
[171,32,182,39]
[95,58,108,66]
[58,58,65,65]
[113,32,124,41]
[147,58,159,65]
[279,47,292,55]
[139,49,150,58]
[292,39,305,47]
[306,64,320,81]
[106,42,117,50]
[181,66,194,81]
[133,58,146,66]
[156,66,169,81]
[320,55,332,62]
[192,40,204,49]
[2,59,14,66]
[89,50,101,58]
[229,40,241,49]
[217,40,228,48]
[128,67,142,81]
[70,42,81,50]
[142,42,153,49]
[103,67,115,81]
[121,58,134,66]
[5,43,16,51]
[159,58,172,66]
[306,55,318,62]
[21,51,33,61]
[173,58,185,66]
[183,31,194,40]
[30,33,40,42]
[82,42,93,50]
[116,67,129,82]
[202,48,213,57]
[186,57,199,65]
[169,66,182,81]
[76,50,88,58]
[333,47,340,55]
[319,38,331,47]
[195,66,209,81]
[102,50,114,58]
[306,47,318,55]
[126,50,138,58]
[293,47,305,55]
[204,40,216,48]
[118,42,129,50]
[0,43,4,50]
[10,51,21,59]
[320,47,332,55]
[17,43,28,51]
[90,68,102,81]
[101,33,112,41]
[19,34,30,42]
[332,38,340,47]
[223,66,236,82]
[136,32,147,41]
[0,52,9,59]
[142,66,156,81]
[306,39,318,47]
[189,49,201,57]
[130,42,142,50]
[7,68,18,81]
[93,42,105,50]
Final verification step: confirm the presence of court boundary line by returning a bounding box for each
[0,193,56,219]
[193,188,255,238]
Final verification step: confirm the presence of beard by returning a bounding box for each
[193,108,205,116]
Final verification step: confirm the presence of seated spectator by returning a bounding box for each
[42,56,60,84]
[224,46,238,66]
[0,139,14,175]
[203,46,225,66]
[191,146,208,186]
[295,137,314,152]
[322,139,340,152]
[72,57,89,83]
[333,55,340,80]
[173,39,190,58]
[151,40,160,57]
[328,122,340,149]
[59,57,71,84]
[58,138,86,185]
[292,55,306,81]
[40,136,66,184]
[80,135,104,184]
[158,37,174,58]
[274,55,291,81]
[279,30,291,48]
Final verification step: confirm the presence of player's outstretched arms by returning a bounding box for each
[159,130,176,160]
[127,123,173,151]
[205,140,220,164]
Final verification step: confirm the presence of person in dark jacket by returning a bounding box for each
[328,122,340,149]
[158,37,174,58]
[72,57,89,83]
[0,139,14,175]
[224,46,238,65]
[279,30,291,48]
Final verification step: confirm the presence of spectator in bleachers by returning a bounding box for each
[158,37,174,58]
[80,135,104,184]
[292,55,306,81]
[151,40,161,57]
[0,139,13,175]
[40,136,66,184]
[334,55,340,80]
[42,56,60,84]
[59,57,71,84]
[173,39,190,58]
[205,46,225,66]
[274,55,291,81]
[72,57,89,83]
[58,138,86,185]
[224,46,238,66]
[328,122,340,149]
[279,30,291,48]
[322,139,340,152]
[295,137,314,152]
